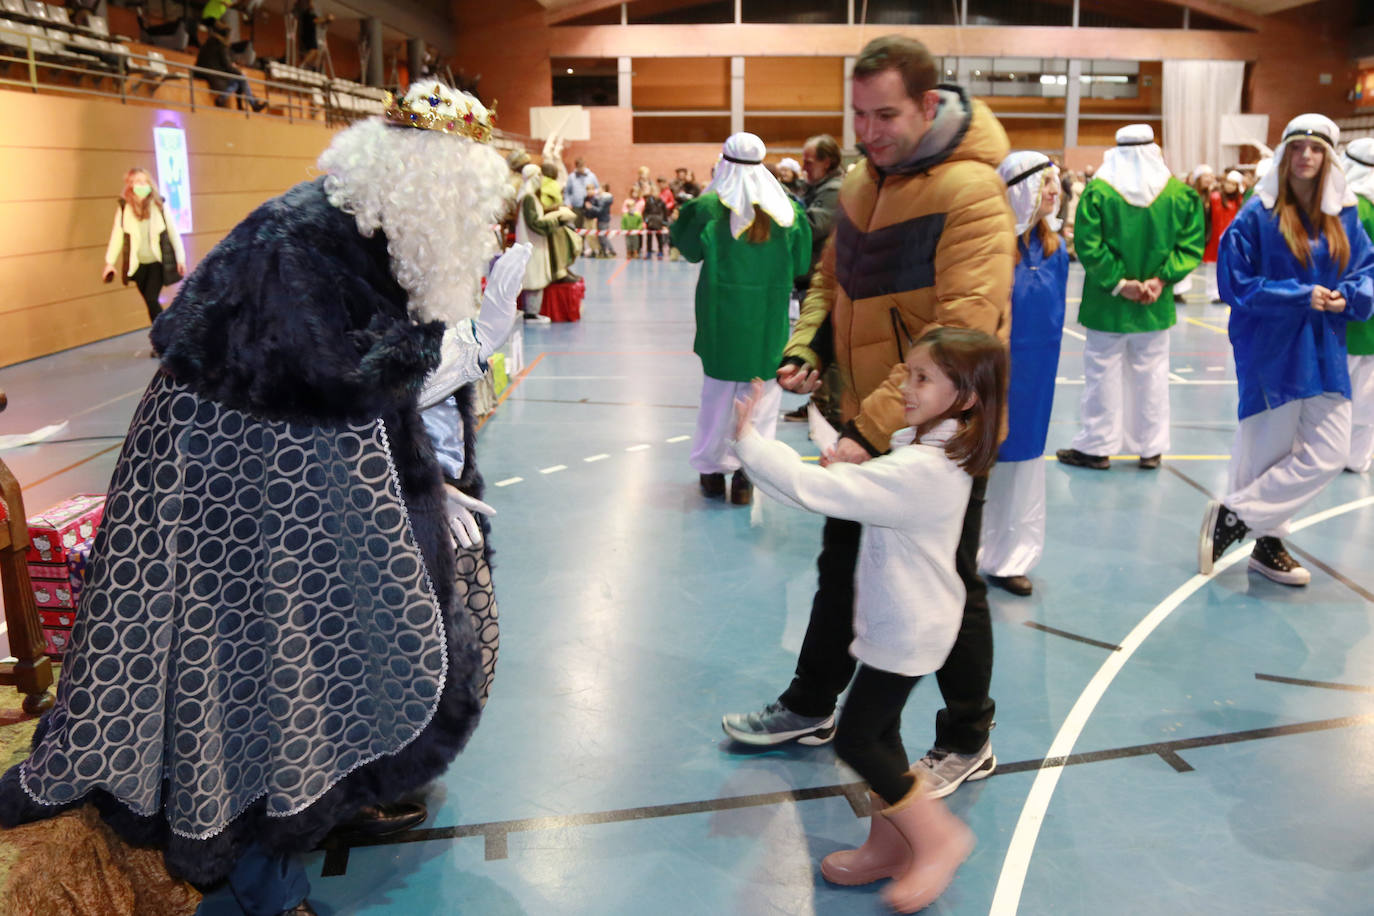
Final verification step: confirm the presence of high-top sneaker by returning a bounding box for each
[1249,536,1311,586]
[1199,500,1248,575]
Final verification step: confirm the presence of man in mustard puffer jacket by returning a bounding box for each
[723,35,1015,800]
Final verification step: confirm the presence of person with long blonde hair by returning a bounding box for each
[978,151,1068,597]
[1200,114,1374,584]
[102,167,186,322]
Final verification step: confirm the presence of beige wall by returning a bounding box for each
[0,92,338,367]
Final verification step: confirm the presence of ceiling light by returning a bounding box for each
[566,68,574,74]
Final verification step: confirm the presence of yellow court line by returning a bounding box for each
[1184,316,1228,334]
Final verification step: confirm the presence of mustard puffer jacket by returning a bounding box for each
[784,87,1015,453]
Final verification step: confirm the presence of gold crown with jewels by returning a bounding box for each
[383,84,497,143]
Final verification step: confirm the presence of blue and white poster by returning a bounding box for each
[153,126,192,232]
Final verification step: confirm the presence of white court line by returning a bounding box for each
[539,465,567,474]
[626,444,651,452]
[1168,371,1188,383]
[583,454,610,462]
[493,477,523,487]
[666,435,691,443]
[989,494,1374,915]
[1061,328,1087,341]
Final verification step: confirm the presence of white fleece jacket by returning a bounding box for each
[734,419,971,676]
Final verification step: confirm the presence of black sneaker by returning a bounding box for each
[782,404,808,422]
[1249,537,1311,586]
[1199,500,1248,574]
[1138,454,1162,470]
[1056,448,1110,470]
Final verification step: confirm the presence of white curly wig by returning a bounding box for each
[318,86,512,326]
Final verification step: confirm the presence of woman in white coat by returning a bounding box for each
[102,167,186,322]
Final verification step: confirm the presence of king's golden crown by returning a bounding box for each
[383,84,497,143]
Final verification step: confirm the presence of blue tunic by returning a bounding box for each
[999,232,1069,461]
[1218,198,1374,420]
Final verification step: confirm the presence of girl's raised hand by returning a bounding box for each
[733,378,767,440]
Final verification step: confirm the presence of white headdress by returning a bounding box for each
[1224,170,1244,186]
[1094,124,1173,207]
[1188,164,1214,184]
[997,151,1060,236]
[1341,136,1374,202]
[1255,113,1354,215]
[707,132,796,238]
[778,157,801,175]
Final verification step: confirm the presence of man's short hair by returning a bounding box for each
[574,157,586,168]
[804,134,842,169]
[540,161,559,179]
[853,35,938,101]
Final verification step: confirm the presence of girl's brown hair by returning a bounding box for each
[915,326,1008,477]
[121,168,162,221]
[1274,145,1350,273]
[1016,219,1059,263]
[744,209,773,243]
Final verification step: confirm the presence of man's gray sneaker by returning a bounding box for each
[722,702,836,746]
[912,741,996,798]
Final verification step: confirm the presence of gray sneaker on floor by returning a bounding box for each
[912,741,996,798]
[722,701,836,746]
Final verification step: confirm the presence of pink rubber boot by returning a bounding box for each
[879,779,975,912]
[820,791,911,885]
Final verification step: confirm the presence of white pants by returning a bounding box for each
[978,458,1046,577]
[1204,262,1220,301]
[1349,353,1374,473]
[1223,394,1351,537]
[522,288,543,317]
[692,377,782,474]
[1070,328,1171,457]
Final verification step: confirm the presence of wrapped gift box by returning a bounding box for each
[27,540,94,610]
[26,493,104,563]
[42,626,73,658]
[39,609,76,629]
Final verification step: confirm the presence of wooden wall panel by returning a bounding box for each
[0,91,336,367]
[632,58,730,110]
[744,115,844,149]
[744,57,844,111]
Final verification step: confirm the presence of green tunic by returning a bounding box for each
[1075,177,1205,333]
[671,193,811,381]
[1349,194,1374,356]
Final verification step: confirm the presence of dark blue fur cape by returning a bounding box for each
[0,178,487,885]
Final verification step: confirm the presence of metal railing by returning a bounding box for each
[0,18,385,127]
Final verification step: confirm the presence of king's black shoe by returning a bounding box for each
[332,801,427,839]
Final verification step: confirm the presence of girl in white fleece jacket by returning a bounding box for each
[732,326,1007,914]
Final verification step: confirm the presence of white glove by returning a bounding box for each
[444,483,496,549]
[477,243,531,361]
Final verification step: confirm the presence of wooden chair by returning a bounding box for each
[0,389,56,716]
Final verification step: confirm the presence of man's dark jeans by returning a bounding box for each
[778,474,995,754]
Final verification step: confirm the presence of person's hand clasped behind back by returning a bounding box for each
[776,361,822,393]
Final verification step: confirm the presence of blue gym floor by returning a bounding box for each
[2,256,1372,915]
